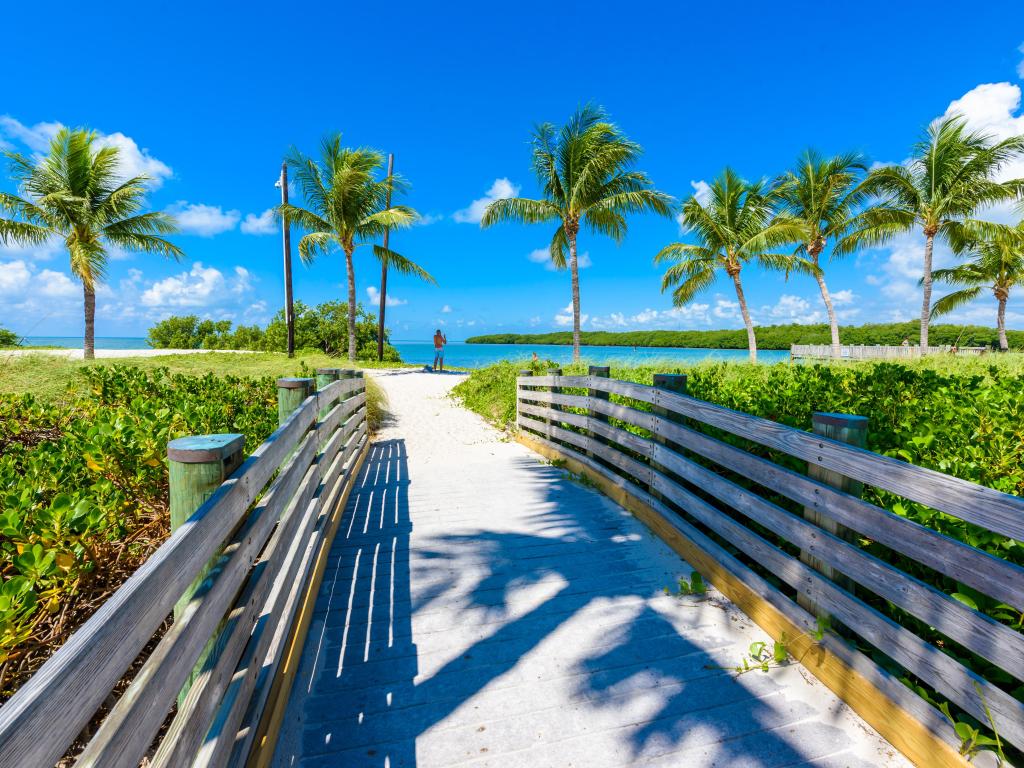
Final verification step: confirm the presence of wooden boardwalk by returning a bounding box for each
[272,371,908,768]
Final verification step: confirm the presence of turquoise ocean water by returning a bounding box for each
[20,337,789,367]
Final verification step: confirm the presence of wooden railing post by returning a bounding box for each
[517,370,532,426]
[651,373,687,500]
[167,433,245,701]
[315,368,342,418]
[277,377,314,425]
[798,411,868,617]
[586,366,609,459]
[547,367,562,436]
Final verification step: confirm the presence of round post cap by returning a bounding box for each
[276,377,314,389]
[168,434,245,463]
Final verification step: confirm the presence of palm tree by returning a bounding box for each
[838,115,1024,347]
[0,128,181,359]
[280,135,426,360]
[930,220,1024,351]
[775,150,868,356]
[481,104,672,361]
[655,169,804,362]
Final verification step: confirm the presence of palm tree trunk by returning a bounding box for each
[344,245,357,361]
[813,267,841,357]
[730,270,757,363]
[377,261,388,361]
[569,233,581,362]
[83,283,96,361]
[997,294,1008,352]
[920,232,935,348]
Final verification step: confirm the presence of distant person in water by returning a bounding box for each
[531,351,538,362]
[433,329,447,371]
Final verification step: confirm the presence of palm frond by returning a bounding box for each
[372,245,436,283]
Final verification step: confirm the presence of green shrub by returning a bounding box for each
[0,328,19,348]
[146,301,399,359]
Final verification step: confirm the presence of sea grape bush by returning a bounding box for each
[0,366,278,696]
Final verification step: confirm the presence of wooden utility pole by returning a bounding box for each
[377,153,394,362]
[279,161,295,358]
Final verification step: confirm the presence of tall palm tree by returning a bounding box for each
[930,220,1024,351]
[775,150,868,356]
[481,104,672,361]
[280,135,426,360]
[838,115,1024,347]
[655,169,804,362]
[0,128,181,359]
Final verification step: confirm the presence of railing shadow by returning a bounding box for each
[275,441,874,767]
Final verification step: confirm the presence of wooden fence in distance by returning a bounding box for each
[516,369,1023,768]
[0,369,370,768]
[791,344,988,361]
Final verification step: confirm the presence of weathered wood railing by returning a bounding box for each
[791,343,988,360]
[0,368,370,768]
[516,370,1024,768]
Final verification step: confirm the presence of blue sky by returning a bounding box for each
[2,1,1024,340]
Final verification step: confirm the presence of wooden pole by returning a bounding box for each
[276,378,314,426]
[798,411,868,617]
[315,368,342,419]
[279,162,295,359]
[586,366,610,460]
[517,369,532,426]
[377,153,395,362]
[167,433,245,702]
[651,374,687,501]
[546,368,562,437]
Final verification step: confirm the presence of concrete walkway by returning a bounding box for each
[272,370,909,768]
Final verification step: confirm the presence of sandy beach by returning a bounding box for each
[1,348,255,360]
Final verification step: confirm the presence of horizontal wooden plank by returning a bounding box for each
[0,400,317,768]
[75,429,321,768]
[515,431,971,768]
[517,375,591,388]
[585,397,1024,612]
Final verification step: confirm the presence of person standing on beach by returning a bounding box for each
[433,329,447,371]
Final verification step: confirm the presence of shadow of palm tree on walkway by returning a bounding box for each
[274,440,874,768]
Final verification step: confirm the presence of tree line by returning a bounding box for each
[466,322,1024,351]
[145,302,401,360]
[481,106,1024,361]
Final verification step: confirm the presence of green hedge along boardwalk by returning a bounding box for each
[272,371,908,768]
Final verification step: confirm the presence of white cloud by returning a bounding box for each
[240,209,277,235]
[166,201,241,237]
[1018,43,1024,79]
[942,81,1024,191]
[36,269,79,298]
[416,213,444,226]
[0,117,63,152]
[554,302,589,327]
[529,315,541,326]
[589,303,714,330]
[453,178,520,224]
[0,117,174,189]
[677,180,712,229]
[757,294,823,325]
[141,262,250,307]
[94,132,173,188]
[0,260,32,292]
[441,304,452,313]
[713,299,740,320]
[526,247,592,271]
[831,289,856,306]
[366,285,407,307]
